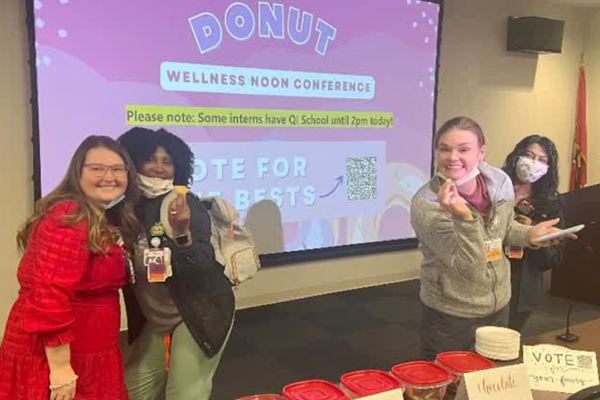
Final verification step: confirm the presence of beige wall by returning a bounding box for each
[0,0,34,326]
[584,8,600,186]
[0,0,597,332]
[438,0,590,194]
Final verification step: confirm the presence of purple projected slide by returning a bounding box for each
[32,0,441,253]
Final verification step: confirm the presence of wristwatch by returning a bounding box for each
[174,232,192,245]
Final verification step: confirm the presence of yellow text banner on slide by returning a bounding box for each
[126,105,394,128]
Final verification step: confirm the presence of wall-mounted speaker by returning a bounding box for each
[507,16,565,54]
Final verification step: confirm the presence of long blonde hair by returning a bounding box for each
[17,136,140,254]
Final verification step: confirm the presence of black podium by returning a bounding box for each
[551,184,600,305]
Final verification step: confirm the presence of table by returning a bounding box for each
[521,319,600,400]
[239,320,600,400]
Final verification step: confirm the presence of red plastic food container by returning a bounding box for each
[341,370,403,397]
[436,351,495,375]
[391,361,454,400]
[283,380,350,400]
[235,396,287,400]
[435,352,495,400]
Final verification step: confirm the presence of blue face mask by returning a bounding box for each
[103,194,126,210]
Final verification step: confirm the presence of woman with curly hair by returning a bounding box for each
[502,135,564,332]
[118,127,234,400]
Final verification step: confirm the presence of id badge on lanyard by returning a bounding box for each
[144,247,172,282]
[144,222,173,283]
[484,238,503,263]
[507,246,524,259]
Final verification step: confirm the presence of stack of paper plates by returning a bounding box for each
[475,327,521,361]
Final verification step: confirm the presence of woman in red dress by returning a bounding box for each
[0,136,140,400]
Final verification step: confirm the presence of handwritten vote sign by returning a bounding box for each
[455,364,533,400]
[523,344,599,394]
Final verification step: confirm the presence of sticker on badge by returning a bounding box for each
[150,237,161,248]
[150,222,166,238]
[144,247,172,282]
[484,238,503,262]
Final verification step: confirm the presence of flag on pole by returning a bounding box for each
[569,65,587,191]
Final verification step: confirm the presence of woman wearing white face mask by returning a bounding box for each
[117,128,235,400]
[502,135,564,332]
[411,118,573,360]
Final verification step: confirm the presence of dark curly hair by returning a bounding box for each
[502,135,559,206]
[117,127,195,186]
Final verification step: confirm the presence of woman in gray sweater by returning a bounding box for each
[410,117,573,360]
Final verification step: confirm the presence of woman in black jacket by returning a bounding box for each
[503,135,564,332]
[118,127,235,400]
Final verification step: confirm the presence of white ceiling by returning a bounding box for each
[542,0,600,7]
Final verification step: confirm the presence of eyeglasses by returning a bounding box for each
[83,164,129,178]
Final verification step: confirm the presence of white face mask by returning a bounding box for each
[138,174,174,198]
[516,156,548,183]
[438,166,481,187]
[103,194,126,210]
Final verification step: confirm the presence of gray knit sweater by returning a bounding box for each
[411,162,533,318]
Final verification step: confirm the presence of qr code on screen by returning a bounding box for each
[577,355,594,370]
[346,157,377,201]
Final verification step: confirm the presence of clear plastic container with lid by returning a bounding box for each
[340,370,403,398]
[435,351,495,400]
[391,361,454,400]
[283,379,350,400]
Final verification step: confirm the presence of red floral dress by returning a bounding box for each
[0,202,129,400]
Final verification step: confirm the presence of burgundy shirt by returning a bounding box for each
[462,175,492,220]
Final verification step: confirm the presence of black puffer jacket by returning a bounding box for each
[123,193,235,357]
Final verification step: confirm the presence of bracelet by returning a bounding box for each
[49,375,78,390]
